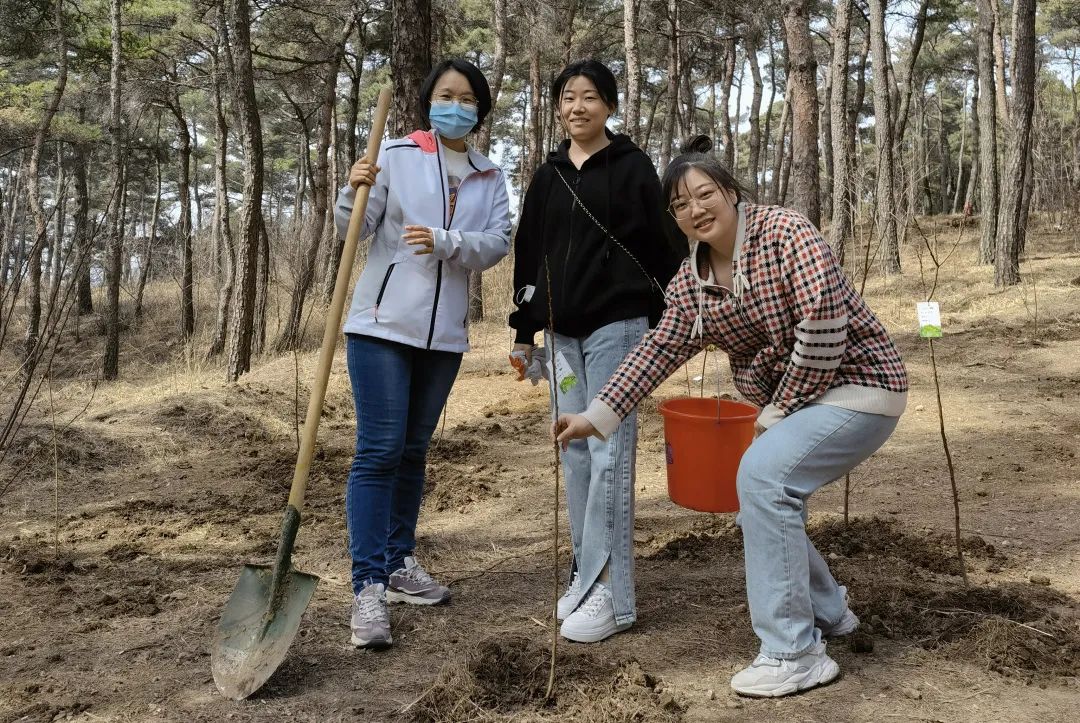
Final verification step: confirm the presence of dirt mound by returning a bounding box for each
[0,422,141,481]
[427,436,480,463]
[809,517,985,576]
[855,580,1080,678]
[423,461,504,512]
[410,636,679,722]
[152,396,274,444]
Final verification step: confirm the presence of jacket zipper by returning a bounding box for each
[562,171,580,284]
[373,262,397,322]
[427,260,444,348]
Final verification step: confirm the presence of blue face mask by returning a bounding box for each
[428,102,478,140]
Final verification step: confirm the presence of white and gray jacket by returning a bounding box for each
[334,129,511,353]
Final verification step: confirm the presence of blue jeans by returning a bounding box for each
[345,334,462,594]
[551,316,648,625]
[736,404,899,658]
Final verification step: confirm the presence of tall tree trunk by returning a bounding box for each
[390,0,432,137]
[254,215,270,354]
[939,97,952,214]
[207,48,235,358]
[820,58,833,223]
[169,88,195,339]
[977,0,999,264]
[72,142,92,314]
[893,0,930,148]
[135,150,162,320]
[746,30,763,198]
[782,0,821,227]
[660,0,680,169]
[718,36,737,168]
[829,0,854,257]
[477,0,507,155]
[991,0,1010,125]
[469,0,507,323]
[623,0,642,142]
[994,0,1034,287]
[225,0,266,381]
[103,0,124,380]
[952,86,969,214]
[868,0,900,273]
[525,37,542,181]
[769,98,790,205]
[344,20,365,165]
[1,159,24,292]
[296,24,353,316]
[24,0,68,369]
[964,84,981,216]
[760,38,778,189]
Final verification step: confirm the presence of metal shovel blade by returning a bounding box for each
[211,563,319,700]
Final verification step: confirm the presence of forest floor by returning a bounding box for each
[2,218,1080,722]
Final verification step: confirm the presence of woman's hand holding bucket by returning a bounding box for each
[552,413,598,449]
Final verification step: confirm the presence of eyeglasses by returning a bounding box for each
[431,97,479,111]
[668,187,723,219]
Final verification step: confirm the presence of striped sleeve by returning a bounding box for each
[764,219,849,423]
[594,264,699,424]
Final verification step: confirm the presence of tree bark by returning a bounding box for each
[207,43,235,359]
[135,149,162,321]
[25,19,68,366]
[103,0,124,380]
[169,87,195,339]
[991,0,1010,125]
[390,0,432,137]
[718,36,737,168]
[994,0,1035,287]
[72,141,92,314]
[660,0,680,169]
[225,0,266,381]
[623,0,642,142]
[829,0,854,256]
[477,0,507,155]
[893,0,930,149]
[782,0,821,227]
[746,29,763,198]
[868,0,900,273]
[526,35,542,181]
[977,0,999,265]
[769,97,790,205]
[963,78,981,215]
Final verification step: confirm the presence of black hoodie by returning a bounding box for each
[509,131,685,344]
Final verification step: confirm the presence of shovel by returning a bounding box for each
[211,86,392,701]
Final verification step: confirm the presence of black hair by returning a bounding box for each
[661,135,752,208]
[550,59,619,111]
[418,59,493,133]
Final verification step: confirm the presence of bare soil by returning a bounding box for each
[2,222,1079,722]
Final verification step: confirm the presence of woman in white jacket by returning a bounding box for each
[334,59,511,648]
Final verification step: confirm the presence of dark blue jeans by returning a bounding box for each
[345,334,462,593]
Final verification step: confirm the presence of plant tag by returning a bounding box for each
[917,301,942,338]
[548,350,578,394]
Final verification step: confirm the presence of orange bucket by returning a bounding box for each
[657,397,758,513]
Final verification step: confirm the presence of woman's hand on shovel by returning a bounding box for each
[349,157,380,189]
[552,414,597,450]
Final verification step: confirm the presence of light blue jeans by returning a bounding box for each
[551,316,648,625]
[736,403,899,659]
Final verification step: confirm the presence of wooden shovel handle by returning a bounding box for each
[287,86,392,512]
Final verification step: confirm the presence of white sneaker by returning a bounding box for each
[820,586,859,637]
[556,570,582,621]
[559,583,631,643]
[730,642,840,698]
[821,608,859,637]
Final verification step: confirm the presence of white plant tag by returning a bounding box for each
[547,350,578,394]
[917,301,942,338]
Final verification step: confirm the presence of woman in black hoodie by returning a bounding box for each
[509,59,683,643]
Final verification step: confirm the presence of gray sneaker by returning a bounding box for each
[351,582,392,648]
[386,556,451,605]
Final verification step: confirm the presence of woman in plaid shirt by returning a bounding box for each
[555,136,908,698]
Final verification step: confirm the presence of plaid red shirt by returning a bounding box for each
[596,203,908,422]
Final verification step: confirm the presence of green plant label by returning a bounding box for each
[917,301,942,338]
